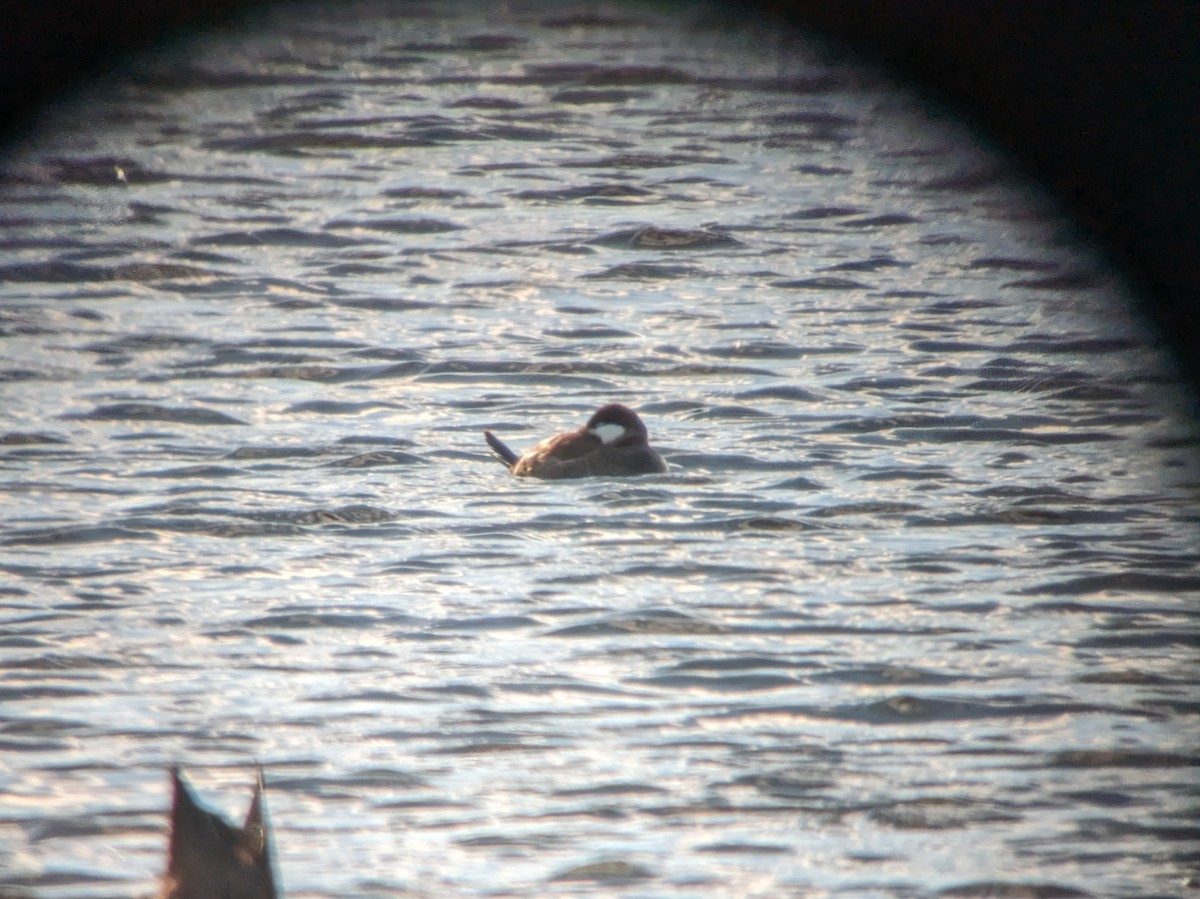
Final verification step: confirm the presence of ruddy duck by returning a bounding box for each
[484,403,667,479]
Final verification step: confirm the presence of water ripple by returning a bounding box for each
[0,2,1195,898]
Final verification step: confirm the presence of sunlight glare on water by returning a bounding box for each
[0,1,1197,897]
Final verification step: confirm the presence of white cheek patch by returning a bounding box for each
[590,423,627,444]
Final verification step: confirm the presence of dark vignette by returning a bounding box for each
[2,1,1198,405]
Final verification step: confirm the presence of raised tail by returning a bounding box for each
[484,430,519,467]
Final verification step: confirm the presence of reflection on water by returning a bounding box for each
[0,1,1197,897]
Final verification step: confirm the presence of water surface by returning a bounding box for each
[1,2,1197,897]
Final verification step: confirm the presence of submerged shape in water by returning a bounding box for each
[160,767,277,899]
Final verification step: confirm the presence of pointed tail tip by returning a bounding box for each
[484,430,518,467]
[168,766,193,810]
[244,764,270,853]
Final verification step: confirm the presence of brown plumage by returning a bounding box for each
[484,403,667,479]
[159,767,277,899]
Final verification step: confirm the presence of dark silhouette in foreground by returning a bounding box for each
[485,403,667,479]
[160,767,277,899]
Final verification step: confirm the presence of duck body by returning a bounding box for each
[484,403,666,479]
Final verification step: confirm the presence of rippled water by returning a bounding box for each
[1,2,1198,897]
